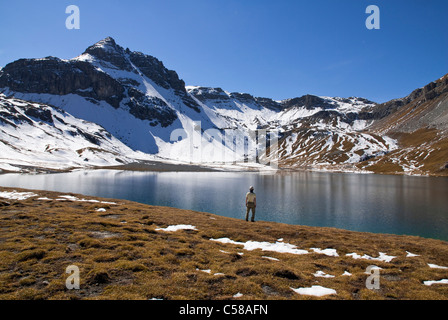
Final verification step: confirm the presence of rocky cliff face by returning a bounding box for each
[370,75,448,133]
[0,57,125,109]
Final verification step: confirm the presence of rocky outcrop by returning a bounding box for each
[127,50,201,113]
[369,75,448,122]
[84,37,134,72]
[128,51,184,92]
[369,74,448,133]
[124,87,176,127]
[188,87,229,102]
[281,95,336,110]
[0,57,125,109]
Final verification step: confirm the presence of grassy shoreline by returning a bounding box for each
[0,186,447,300]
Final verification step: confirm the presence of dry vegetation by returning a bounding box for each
[0,187,447,300]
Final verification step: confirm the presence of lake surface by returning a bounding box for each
[0,170,447,241]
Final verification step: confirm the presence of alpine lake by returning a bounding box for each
[0,169,447,241]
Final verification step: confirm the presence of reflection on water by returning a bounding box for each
[0,170,447,241]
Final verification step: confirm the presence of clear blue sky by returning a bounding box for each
[0,0,447,103]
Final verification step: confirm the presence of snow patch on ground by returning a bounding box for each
[310,248,339,257]
[210,237,402,264]
[0,191,38,200]
[313,271,335,278]
[196,269,211,274]
[406,251,420,257]
[262,256,280,261]
[346,252,396,263]
[58,195,117,205]
[423,279,448,286]
[428,263,448,269]
[156,225,197,232]
[210,238,308,255]
[290,285,337,297]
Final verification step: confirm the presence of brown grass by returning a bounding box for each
[0,186,447,300]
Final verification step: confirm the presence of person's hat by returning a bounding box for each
[250,186,254,191]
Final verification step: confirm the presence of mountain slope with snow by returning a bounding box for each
[0,94,153,172]
[357,74,448,175]
[186,86,397,172]
[0,37,446,175]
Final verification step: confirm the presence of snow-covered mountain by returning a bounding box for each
[185,86,398,170]
[0,37,446,175]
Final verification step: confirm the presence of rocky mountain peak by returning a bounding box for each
[81,37,191,97]
[85,37,122,55]
[82,37,133,72]
[281,95,336,110]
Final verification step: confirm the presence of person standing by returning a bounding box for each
[245,186,256,222]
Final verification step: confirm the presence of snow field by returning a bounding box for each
[155,224,197,232]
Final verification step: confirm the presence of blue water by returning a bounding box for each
[0,170,447,241]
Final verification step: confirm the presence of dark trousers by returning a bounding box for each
[246,203,256,221]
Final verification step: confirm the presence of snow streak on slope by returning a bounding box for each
[274,127,398,170]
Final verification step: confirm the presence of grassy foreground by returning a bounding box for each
[0,186,447,300]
